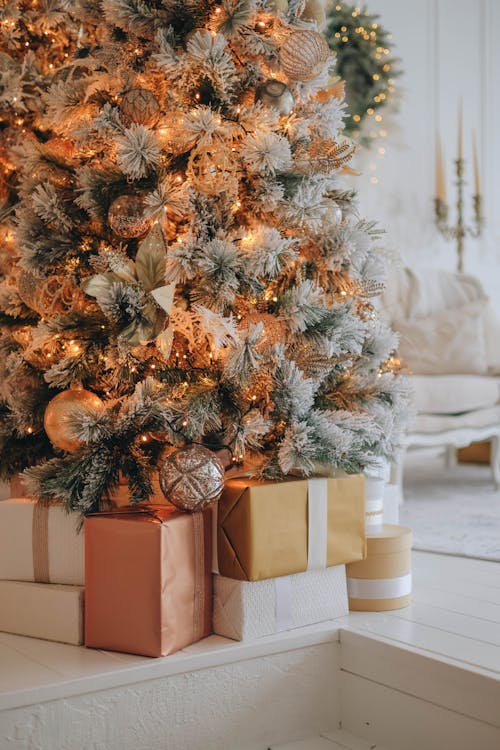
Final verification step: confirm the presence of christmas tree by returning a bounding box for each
[0,0,87,472]
[1,0,409,515]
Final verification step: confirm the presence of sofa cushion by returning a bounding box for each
[394,300,488,375]
[412,375,499,415]
[411,405,500,435]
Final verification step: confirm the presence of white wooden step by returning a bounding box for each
[272,729,392,749]
[338,629,500,750]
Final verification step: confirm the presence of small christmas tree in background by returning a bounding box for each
[325,1,401,145]
[0,0,409,515]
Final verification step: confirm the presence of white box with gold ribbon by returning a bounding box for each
[346,524,412,612]
[0,498,84,585]
[0,580,84,645]
[213,565,348,641]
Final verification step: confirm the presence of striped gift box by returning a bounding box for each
[346,524,412,611]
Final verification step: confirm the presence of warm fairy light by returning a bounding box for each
[182,419,188,427]
[26,427,33,434]
[141,435,148,443]
[150,363,156,369]
[131,366,137,373]
[215,6,222,13]
[340,290,347,296]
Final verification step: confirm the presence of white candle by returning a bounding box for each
[473,131,481,195]
[458,98,463,160]
[435,132,446,200]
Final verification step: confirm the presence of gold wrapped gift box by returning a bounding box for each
[217,475,366,581]
[346,523,412,612]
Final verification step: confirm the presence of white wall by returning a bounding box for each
[350,0,500,310]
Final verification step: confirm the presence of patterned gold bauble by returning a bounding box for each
[158,445,225,512]
[17,270,86,316]
[280,30,330,82]
[120,89,161,128]
[44,388,104,453]
[255,79,295,116]
[108,193,151,238]
[186,144,238,196]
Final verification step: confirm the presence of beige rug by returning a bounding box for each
[400,453,500,562]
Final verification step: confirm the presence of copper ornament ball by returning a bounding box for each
[44,388,104,453]
[120,88,161,128]
[158,445,225,512]
[280,30,330,82]
[108,193,151,238]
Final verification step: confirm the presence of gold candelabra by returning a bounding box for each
[434,158,484,273]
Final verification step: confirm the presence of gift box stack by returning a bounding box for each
[212,475,366,641]
[346,468,413,612]
[0,497,85,645]
[0,465,412,656]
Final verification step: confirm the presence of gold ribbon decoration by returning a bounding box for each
[32,502,50,583]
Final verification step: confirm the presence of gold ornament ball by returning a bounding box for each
[280,30,330,82]
[256,79,295,116]
[186,144,237,196]
[108,193,151,238]
[301,0,327,31]
[120,89,161,128]
[44,388,104,453]
[158,445,225,512]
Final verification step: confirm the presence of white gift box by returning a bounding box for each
[213,565,348,641]
[0,498,84,585]
[0,580,84,645]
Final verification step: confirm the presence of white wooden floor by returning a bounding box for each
[1,551,499,750]
[339,550,500,677]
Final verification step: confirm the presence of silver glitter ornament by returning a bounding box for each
[255,79,295,116]
[159,445,225,512]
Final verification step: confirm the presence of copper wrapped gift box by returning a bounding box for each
[85,505,212,657]
[0,580,84,645]
[0,498,84,586]
[216,476,366,581]
[346,524,412,612]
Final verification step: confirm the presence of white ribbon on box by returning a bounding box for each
[306,478,328,570]
[274,576,294,631]
[347,573,412,600]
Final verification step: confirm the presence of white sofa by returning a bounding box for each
[383,268,500,494]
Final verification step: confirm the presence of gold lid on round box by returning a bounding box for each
[346,523,412,612]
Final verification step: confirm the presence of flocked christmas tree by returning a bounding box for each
[0,0,87,471]
[0,0,409,515]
